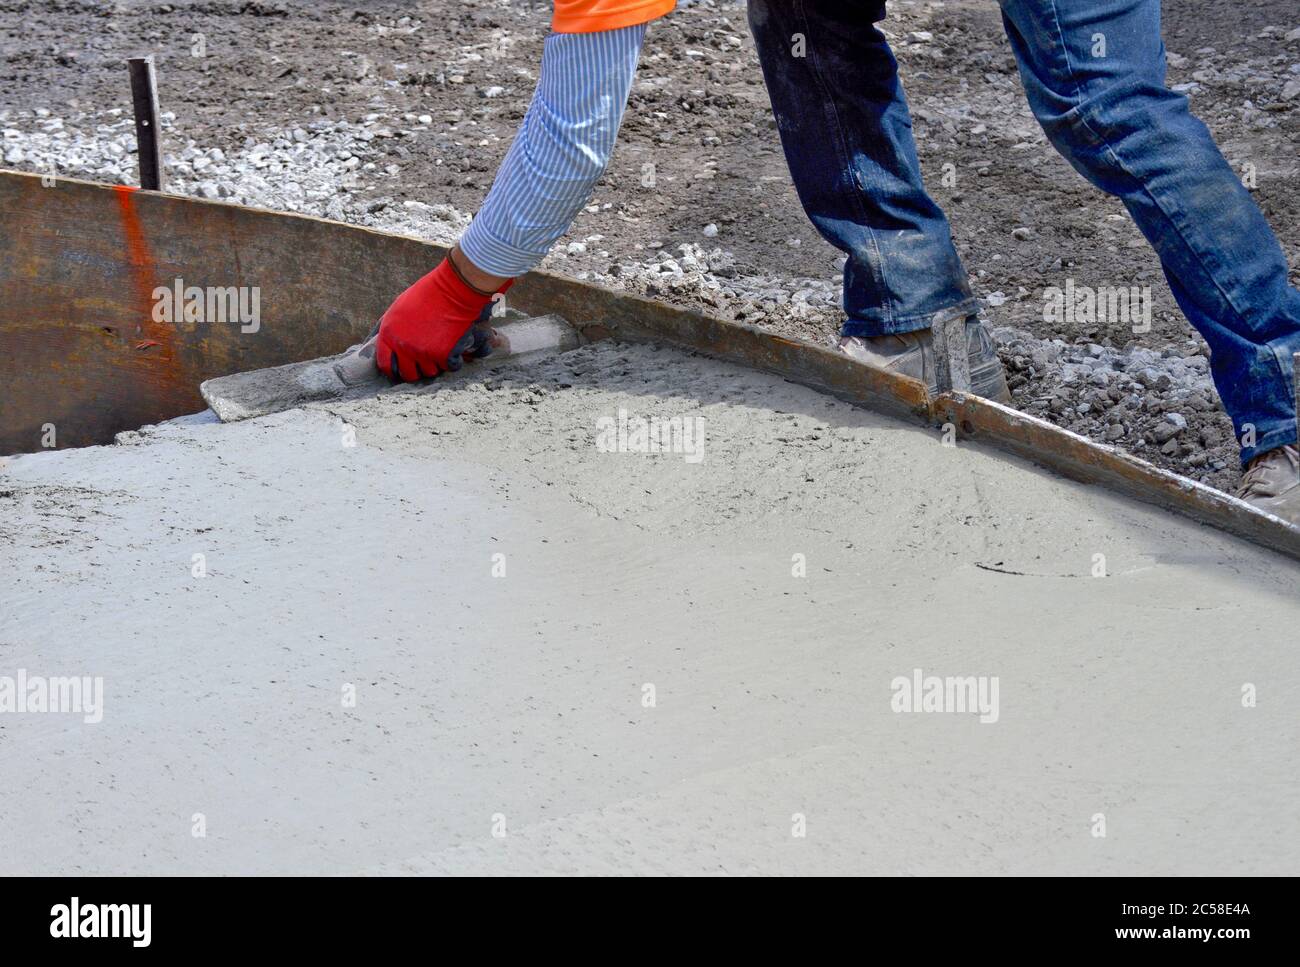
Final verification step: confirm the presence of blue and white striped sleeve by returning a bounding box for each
[457,23,648,278]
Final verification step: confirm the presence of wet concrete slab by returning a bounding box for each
[1,341,1296,874]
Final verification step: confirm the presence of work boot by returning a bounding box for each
[1235,444,1300,524]
[836,315,1011,403]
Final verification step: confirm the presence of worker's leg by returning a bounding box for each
[746,0,979,338]
[998,0,1300,465]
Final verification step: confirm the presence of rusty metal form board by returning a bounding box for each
[0,170,443,453]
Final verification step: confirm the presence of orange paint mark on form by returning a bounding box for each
[113,185,177,367]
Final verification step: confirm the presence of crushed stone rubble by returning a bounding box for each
[990,326,1238,483]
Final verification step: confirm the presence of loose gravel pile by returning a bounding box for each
[992,327,1237,475]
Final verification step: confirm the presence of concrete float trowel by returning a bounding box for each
[200,309,581,423]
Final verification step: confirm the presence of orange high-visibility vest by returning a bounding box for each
[552,0,675,33]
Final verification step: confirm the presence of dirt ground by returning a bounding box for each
[2,0,1298,489]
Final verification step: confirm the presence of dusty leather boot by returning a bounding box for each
[836,315,1012,403]
[1236,444,1300,524]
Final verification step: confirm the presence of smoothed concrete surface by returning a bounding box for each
[1,341,1297,875]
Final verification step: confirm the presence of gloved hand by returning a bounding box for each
[374,257,512,383]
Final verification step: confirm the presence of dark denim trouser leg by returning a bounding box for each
[747,0,978,336]
[999,0,1300,464]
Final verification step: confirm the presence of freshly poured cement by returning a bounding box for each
[2,341,1297,875]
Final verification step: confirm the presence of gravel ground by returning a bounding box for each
[2,0,1297,489]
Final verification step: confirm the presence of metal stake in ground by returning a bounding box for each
[127,56,163,191]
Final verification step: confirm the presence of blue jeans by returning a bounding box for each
[747,0,980,336]
[749,0,1300,464]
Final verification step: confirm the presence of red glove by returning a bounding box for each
[374,258,512,383]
